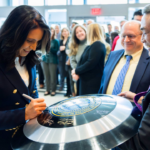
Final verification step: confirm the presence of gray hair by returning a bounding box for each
[143,4,150,14]
[55,24,60,28]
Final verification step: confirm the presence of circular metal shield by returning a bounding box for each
[11,94,140,150]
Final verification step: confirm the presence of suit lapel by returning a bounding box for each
[130,48,150,93]
[0,64,29,103]
[103,50,124,93]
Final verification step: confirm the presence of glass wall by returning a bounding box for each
[72,0,84,5]
[87,0,127,4]
[12,0,24,6]
[128,7,143,20]
[129,0,149,3]
[0,17,6,27]
[96,16,125,33]
[45,9,67,29]
[0,0,8,6]
[28,0,44,6]
[45,0,67,5]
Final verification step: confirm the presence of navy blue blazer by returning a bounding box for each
[99,48,150,94]
[76,41,106,95]
[0,63,38,149]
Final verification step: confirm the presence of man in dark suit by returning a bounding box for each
[99,20,150,96]
[116,4,150,150]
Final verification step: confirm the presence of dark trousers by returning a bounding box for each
[67,66,75,94]
[66,76,71,95]
[112,147,120,150]
[58,61,67,88]
[56,67,59,84]
[37,63,44,84]
[76,80,80,96]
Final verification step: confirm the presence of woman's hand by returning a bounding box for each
[71,69,79,81]
[60,46,65,51]
[71,69,75,75]
[25,98,46,120]
[72,74,79,81]
[118,91,136,100]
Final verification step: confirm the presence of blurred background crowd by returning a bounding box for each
[36,9,143,97]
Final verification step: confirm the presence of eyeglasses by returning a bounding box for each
[121,34,142,40]
[143,31,150,36]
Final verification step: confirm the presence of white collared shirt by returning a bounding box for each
[15,57,29,87]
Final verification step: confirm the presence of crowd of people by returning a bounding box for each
[1,3,150,150]
[37,9,144,98]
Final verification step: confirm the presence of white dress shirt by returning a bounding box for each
[15,57,29,87]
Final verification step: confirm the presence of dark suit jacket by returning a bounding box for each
[76,41,106,95]
[0,63,38,149]
[58,37,70,62]
[119,90,150,150]
[99,48,150,94]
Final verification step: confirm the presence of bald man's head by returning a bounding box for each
[121,20,143,54]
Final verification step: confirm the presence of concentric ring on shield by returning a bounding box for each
[22,94,138,146]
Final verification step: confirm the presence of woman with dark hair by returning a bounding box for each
[0,5,50,149]
[42,27,59,96]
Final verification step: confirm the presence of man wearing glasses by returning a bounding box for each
[99,20,150,102]
[115,4,150,150]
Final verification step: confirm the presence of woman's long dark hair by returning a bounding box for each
[0,5,51,68]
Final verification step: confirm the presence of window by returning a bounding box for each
[0,17,6,27]
[96,16,125,33]
[45,0,67,5]
[87,0,127,4]
[72,0,84,5]
[0,0,8,6]
[128,7,143,20]
[129,0,149,3]
[45,9,67,28]
[12,0,24,6]
[28,0,44,6]
[72,19,84,25]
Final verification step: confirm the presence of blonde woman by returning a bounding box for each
[68,24,87,95]
[69,24,87,69]
[58,27,70,93]
[72,23,106,95]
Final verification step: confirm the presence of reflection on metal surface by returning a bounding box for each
[57,119,73,126]
[23,95,132,144]
[49,96,101,117]
[41,113,54,126]
[11,94,140,150]
[39,113,54,126]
